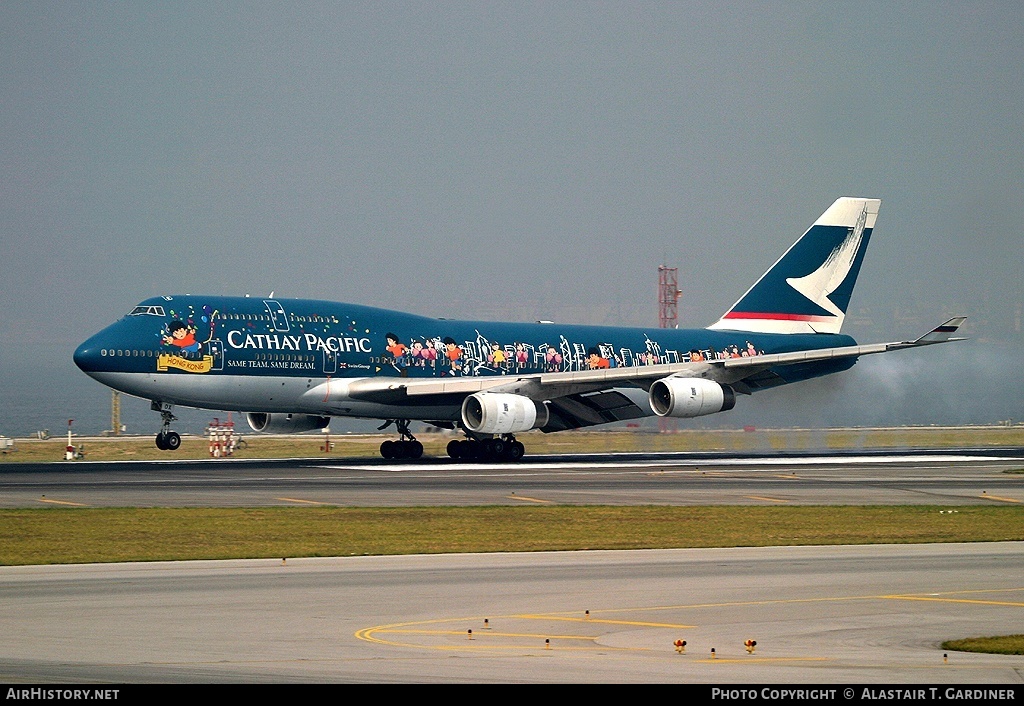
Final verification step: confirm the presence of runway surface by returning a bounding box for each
[1,448,1022,507]
[1,543,1023,683]
[2,450,1022,684]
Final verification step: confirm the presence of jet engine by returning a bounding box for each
[461,393,549,435]
[246,412,331,434]
[648,377,736,418]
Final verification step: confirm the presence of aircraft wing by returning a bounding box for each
[346,318,966,422]
[706,316,967,392]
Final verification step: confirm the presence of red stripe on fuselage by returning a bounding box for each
[722,312,835,322]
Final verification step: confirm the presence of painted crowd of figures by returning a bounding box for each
[154,309,767,379]
[384,331,764,377]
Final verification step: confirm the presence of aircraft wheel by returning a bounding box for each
[408,440,424,460]
[380,440,395,459]
[155,433,168,450]
[489,438,505,458]
[164,431,181,451]
[464,440,481,460]
[447,440,462,459]
[507,441,525,462]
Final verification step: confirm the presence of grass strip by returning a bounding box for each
[942,635,1024,655]
[4,425,1024,463]
[1,505,1022,566]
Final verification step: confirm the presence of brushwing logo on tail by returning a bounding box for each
[784,205,868,320]
[708,197,879,335]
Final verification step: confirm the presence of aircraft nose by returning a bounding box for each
[73,338,102,373]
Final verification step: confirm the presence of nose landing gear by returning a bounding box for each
[152,402,181,451]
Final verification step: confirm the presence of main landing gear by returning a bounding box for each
[374,421,527,462]
[152,401,181,451]
[447,434,525,462]
[377,419,423,460]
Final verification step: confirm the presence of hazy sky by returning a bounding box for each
[2,2,1022,433]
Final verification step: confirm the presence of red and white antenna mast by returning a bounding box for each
[657,266,682,434]
[658,265,681,329]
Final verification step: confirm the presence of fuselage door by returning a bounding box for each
[264,300,290,332]
[207,338,225,371]
[323,348,338,375]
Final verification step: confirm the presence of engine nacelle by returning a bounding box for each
[648,377,736,418]
[461,393,549,435]
[246,412,331,434]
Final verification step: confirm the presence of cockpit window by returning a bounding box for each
[128,305,166,317]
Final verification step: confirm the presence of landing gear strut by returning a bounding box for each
[377,419,423,460]
[447,433,525,462]
[152,401,181,451]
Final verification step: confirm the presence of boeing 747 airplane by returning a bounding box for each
[74,197,964,460]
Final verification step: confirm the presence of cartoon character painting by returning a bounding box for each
[515,342,528,370]
[385,332,407,375]
[443,337,463,375]
[409,340,427,367]
[586,346,611,369]
[544,345,563,372]
[488,343,507,371]
[163,321,201,353]
[423,340,438,366]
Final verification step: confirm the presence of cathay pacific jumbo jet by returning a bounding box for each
[74,197,964,461]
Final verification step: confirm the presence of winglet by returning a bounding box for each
[912,317,967,344]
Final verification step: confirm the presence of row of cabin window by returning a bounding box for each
[219,313,339,324]
[100,349,315,362]
[128,309,339,324]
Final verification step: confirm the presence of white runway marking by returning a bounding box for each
[317,454,1015,473]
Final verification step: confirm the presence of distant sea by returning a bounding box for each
[0,342,221,438]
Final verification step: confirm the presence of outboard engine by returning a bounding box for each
[648,378,736,418]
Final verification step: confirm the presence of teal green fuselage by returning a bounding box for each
[75,295,856,383]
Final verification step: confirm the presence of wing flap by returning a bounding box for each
[541,390,648,432]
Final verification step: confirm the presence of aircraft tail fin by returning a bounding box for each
[708,197,881,334]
